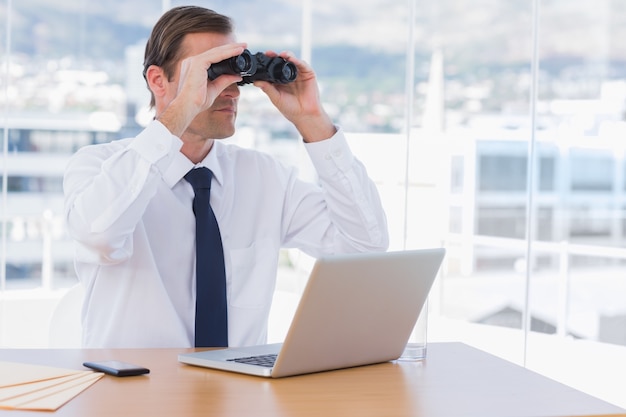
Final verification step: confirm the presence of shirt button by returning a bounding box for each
[325,154,332,160]
[333,150,343,158]
[156,143,165,151]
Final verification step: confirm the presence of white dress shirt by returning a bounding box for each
[64,120,389,348]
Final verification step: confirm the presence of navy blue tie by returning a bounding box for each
[185,167,228,347]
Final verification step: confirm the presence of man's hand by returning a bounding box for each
[253,51,336,143]
[154,42,247,138]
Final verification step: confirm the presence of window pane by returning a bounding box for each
[0,1,163,346]
[570,150,614,192]
[478,153,527,192]
[532,0,626,334]
[418,0,535,356]
[2,3,625,408]
[1,0,411,346]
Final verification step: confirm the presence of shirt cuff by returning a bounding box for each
[304,127,355,174]
[127,120,189,184]
[128,120,183,165]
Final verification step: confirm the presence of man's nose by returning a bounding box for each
[222,83,240,98]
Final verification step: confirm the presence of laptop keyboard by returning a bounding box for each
[227,353,277,368]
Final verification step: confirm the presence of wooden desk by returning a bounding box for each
[1,342,624,417]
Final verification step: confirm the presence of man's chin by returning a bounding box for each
[214,128,236,140]
[196,124,235,140]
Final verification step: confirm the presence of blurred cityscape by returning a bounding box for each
[1,0,626,351]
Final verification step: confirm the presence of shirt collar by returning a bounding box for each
[196,140,224,188]
[164,140,225,189]
[163,150,194,189]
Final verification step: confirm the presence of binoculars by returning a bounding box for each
[207,49,297,85]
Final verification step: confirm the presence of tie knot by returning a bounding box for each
[185,167,213,191]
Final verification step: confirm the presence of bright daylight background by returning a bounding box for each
[1,0,626,409]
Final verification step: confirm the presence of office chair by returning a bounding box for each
[48,284,84,348]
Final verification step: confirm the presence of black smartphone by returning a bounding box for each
[83,360,150,377]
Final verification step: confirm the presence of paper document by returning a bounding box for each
[0,361,103,411]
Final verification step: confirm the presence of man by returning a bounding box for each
[63,6,388,348]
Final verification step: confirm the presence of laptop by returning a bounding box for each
[178,248,445,378]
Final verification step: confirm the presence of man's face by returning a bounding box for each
[162,32,240,140]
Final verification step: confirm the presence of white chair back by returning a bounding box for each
[48,284,84,348]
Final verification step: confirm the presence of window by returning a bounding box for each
[477,206,526,238]
[538,156,555,192]
[570,150,614,192]
[2,0,625,408]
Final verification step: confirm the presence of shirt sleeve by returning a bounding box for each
[63,121,187,264]
[289,127,389,254]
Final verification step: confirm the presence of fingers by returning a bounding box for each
[253,79,277,100]
[205,43,248,69]
[210,74,242,94]
[266,50,312,73]
[176,42,247,103]
[179,42,247,85]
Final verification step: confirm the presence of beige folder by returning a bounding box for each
[0,361,103,411]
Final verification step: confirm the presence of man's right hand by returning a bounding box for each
[151,42,247,138]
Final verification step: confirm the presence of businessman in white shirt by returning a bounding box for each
[63,6,389,348]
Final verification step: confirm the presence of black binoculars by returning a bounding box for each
[207,49,297,85]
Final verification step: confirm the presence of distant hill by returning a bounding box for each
[3,0,626,78]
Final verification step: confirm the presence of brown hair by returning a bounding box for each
[143,6,234,107]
